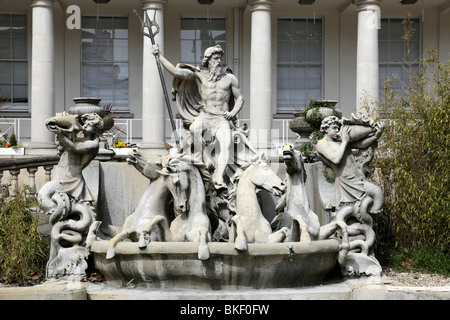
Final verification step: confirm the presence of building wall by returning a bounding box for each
[0,0,449,147]
[440,7,450,62]
[339,5,357,117]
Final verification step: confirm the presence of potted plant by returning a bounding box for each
[289,104,314,145]
[0,132,25,155]
[112,138,138,155]
[0,95,24,155]
[304,99,342,129]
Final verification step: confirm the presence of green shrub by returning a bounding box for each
[390,246,450,276]
[0,187,49,285]
[9,132,17,147]
[299,141,319,163]
[373,51,449,273]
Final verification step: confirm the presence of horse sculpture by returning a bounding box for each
[279,144,349,263]
[106,149,173,259]
[138,154,218,261]
[228,154,288,251]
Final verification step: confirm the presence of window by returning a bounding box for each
[180,18,226,66]
[379,18,420,95]
[81,16,129,112]
[277,19,323,114]
[0,14,28,112]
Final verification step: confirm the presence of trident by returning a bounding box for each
[133,9,181,153]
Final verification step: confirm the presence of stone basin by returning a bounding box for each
[90,239,341,290]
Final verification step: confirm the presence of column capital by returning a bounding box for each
[141,0,167,11]
[30,0,55,8]
[352,0,382,7]
[248,0,275,12]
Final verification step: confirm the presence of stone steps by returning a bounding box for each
[1,278,448,300]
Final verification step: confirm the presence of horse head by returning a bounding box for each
[126,148,162,181]
[157,155,192,214]
[246,153,285,197]
[282,144,306,181]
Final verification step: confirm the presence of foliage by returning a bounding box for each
[373,51,449,267]
[0,140,11,148]
[0,131,23,149]
[390,246,450,277]
[370,15,449,275]
[0,93,23,148]
[304,99,324,129]
[9,132,17,147]
[101,102,115,114]
[299,141,319,163]
[301,99,338,165]
[304,98,340,130]
[113,138,137,148]
[321,167,336,184]
[0,187,49,285]
[296,100,330,164]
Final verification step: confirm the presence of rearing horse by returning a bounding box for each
[228,154,288,251]
[280,144,349,263]
[106,150,173,259]
[139,154,217,260]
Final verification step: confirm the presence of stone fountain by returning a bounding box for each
[36,11,385,291]
[37,107,384,291]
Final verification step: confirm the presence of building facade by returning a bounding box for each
[0,0,449,154]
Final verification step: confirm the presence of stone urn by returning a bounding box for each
[69,97,106,117]
[305,100,342,127]
[289,100,342,151]
[69,97,115,161]
[289,112,315,148]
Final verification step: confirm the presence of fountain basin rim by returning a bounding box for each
[90,239,341,257]
[91,239,341,289]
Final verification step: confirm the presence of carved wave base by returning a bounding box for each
[90,239,341,290]
[340,252,382,277]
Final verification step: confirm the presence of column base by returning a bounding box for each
[26,142,57,155]
[138,143,171,155]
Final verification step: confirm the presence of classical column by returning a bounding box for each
[140,0,167,152]
[248,0,275,150]
[233,7,240,80]
[29,0,56,153]
[352,0,382,116]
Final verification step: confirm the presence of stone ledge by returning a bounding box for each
[0,279,87,300]
[1,277,448,300]
[346,278,450,300]
[85,277,450,300]
[85,281,353,300]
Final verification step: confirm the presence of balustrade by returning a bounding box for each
[0,155,59,201]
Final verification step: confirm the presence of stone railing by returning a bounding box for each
[0,155,60,201]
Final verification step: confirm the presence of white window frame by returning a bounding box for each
[379,18,421,95]
[0,13,28,112]
[276,18,323,114]
[81,16,129,112]
[180,17,227,67]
